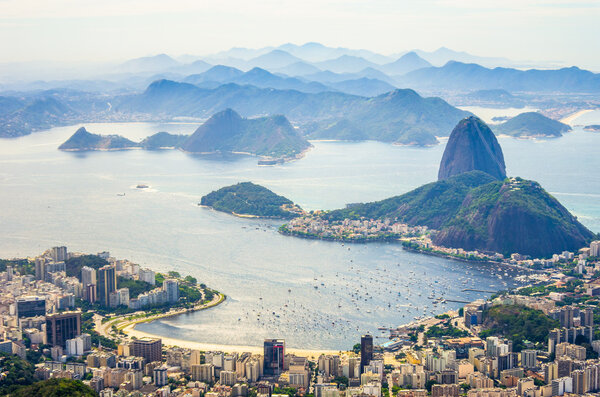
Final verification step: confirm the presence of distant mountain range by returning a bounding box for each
[398,61,600,93]
[115,80,469,146]
[0,96,79,137]
[2,42,597,141]
[182,66,395,96]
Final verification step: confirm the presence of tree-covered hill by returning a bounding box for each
[200,182,301,219]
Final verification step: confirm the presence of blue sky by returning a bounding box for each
[1,0,599,70]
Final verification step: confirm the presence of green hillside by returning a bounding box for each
[494,112,571,138]
[324,171,594,257]
[200,182,301,218]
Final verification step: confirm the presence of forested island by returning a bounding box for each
[493,112,571,138]
[200,182,303,218]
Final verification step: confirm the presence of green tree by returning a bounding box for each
[10,378,96,397]
[0,354,36,395]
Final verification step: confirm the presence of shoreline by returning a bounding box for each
[560,109,595,125]
[112,292,341,357]
[123,325,341,357]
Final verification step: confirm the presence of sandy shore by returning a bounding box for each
[560,109,595,125]
[123,323,341,358]
[105,291,340,358]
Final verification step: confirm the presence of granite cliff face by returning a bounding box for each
[438,116,506,181]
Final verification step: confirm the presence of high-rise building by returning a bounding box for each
[16,296,46,318]
[264,339,285,375]
[51,246,68,262]
[521,350,537,369]
[163,279,179,303]
[139,269,156,285]
[559,306,574,329]
[360,334,373,375]
[85,284,96,303]
[191,363,215,382]
[66,334,92,356]
[81,266,97,302]
[97,265,117,307]
[34,258,46,281]
[581,307,594,327]
[220,370,238,386]
[590,241,600,257]
[131,337,162,364]
[46,311,81,347]
[153,366,168,386]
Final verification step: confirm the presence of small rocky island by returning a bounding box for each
[584,125,600,132]
[493,111,571,138]
[59,127,187,151]
[200,182,303,219]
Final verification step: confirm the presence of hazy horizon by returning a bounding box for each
[1,0,599,71]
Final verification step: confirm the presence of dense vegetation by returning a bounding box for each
[9,378,96,397]
[324,171,594,257]
[116,276,154,298]
[65,255,109,278]
[435,177,595,257]
[494,112,571,138]
[201,182,300,218]
[325,171,496,228]
[0,354,36,395]
[479,304,558,351]
[0,259,34,275]
[425,323,469,338]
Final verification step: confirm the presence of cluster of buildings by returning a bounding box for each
[0,246,186,369]
[281,215,428,242]
[407,238,600,274]
[79,253,179,310]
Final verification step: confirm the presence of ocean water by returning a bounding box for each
[0,114,599,350]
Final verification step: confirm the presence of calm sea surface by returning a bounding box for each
[1,109,599,350]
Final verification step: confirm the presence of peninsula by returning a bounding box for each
[279,116,595,259]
